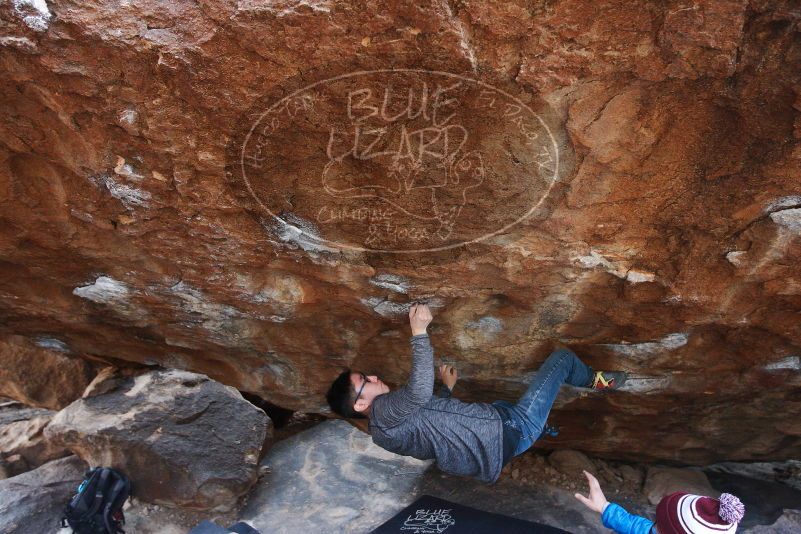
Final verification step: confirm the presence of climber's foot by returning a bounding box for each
[589,370,627,390]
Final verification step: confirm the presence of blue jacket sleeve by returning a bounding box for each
[602,503,655,534]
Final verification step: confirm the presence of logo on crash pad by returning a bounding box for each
[237,69,562,253]
[402,508,455,533]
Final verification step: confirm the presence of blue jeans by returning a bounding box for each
[493,349,593,457]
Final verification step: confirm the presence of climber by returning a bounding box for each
[326,303,627,483]
[575,470,746,534]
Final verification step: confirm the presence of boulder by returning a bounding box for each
[746,510,801,534]
[239,420,432,533]
[704,464,801,529]
[0,335,95,410]
[2,453,35,481]
[618,464,645,489]
[548,450,597,478]
[0,400,69,476]
[45,370,271,511]
[1,0,800,468]
[643,466,719,505]
[80,366,141,399]
[0,455,87,534]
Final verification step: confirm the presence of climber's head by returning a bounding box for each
[326,369,389,418]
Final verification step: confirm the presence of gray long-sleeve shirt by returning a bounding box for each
[368,334,504,483]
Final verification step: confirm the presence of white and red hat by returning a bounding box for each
[656,492,745,534]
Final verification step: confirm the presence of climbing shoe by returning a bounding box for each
[590,370,627,390]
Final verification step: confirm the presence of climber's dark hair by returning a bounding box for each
[327,369,365,419]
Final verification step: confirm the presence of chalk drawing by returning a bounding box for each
[236,69,564,253]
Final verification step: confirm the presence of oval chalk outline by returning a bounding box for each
[240,69,561,254]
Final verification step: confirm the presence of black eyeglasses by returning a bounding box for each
[354,372,368,403]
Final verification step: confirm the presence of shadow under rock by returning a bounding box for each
[705,470,801,529]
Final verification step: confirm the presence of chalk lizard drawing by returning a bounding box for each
[322,134,485,240]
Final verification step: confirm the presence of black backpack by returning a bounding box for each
[62,467,131,534]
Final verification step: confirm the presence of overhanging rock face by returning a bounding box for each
[1,1,800,464]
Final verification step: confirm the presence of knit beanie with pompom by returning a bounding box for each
[655,492,745,534]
